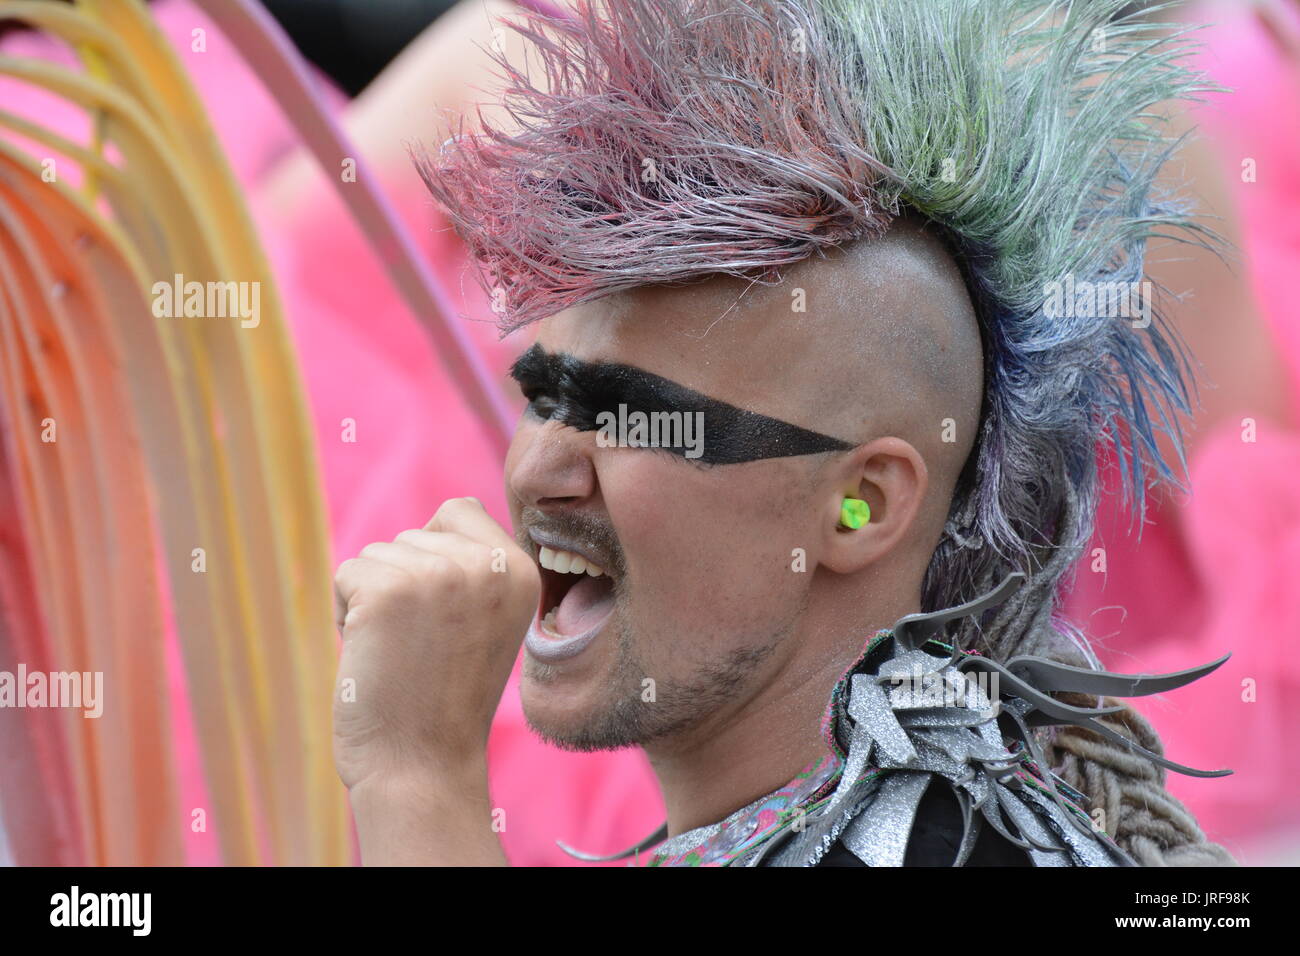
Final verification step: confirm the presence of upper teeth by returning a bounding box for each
[538,546,604,577]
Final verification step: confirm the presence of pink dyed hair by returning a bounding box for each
[412,0,895,333]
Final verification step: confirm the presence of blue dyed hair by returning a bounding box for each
[822,0,1225,660]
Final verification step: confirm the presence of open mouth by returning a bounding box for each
[534,545,617,640]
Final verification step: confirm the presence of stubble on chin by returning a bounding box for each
[520,619,785,754]
[520,619,649,752]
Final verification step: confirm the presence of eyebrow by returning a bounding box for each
[507,343,856,464]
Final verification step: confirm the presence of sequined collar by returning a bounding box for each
[647,624,1117,866]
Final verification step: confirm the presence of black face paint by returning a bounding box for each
[508,344,856,465]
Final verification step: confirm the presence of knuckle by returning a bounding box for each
[368,569,410,603]
[334,557,363,589]
[393,529,425,548]
[424,553,464,589]
[465,541,495,568]
[431,496,478,522]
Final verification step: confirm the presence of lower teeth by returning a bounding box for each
[541,608,559,633]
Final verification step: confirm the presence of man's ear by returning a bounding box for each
[819,437,928,575]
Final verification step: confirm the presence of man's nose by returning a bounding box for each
[507,420,598,508]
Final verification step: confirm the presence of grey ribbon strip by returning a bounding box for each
[890,572,1027,652]
[947,782,980,867]
[1006,652,1230,698]
[755,783,880,867]
[993,788,1073,866]
[957,658,1131,723]
[556,823,668,862]
[1018,781,1137,867]
[995,695,1118,849]
[848,674,917,768]
[838,772,933,867]
[958,654,1233,778]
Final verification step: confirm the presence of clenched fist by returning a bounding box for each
[332,497,540,796]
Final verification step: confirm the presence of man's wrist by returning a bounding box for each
[348,758,507,866]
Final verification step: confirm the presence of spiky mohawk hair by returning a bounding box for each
[414,0,1220,661]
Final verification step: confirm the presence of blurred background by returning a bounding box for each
[0,0,1295,866]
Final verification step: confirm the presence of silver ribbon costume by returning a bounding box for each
[560,573,1230,867]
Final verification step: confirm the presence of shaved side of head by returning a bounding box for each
[612,213,985,548]
[785,214,984,494]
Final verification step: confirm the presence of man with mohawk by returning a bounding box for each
[332,0,1236,866]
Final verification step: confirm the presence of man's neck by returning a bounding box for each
[645,580,920,838]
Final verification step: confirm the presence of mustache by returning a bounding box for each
[516,505,626,578]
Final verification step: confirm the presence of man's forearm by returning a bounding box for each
[349,762,508,866]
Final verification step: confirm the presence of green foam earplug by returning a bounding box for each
[840,497,871,529]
